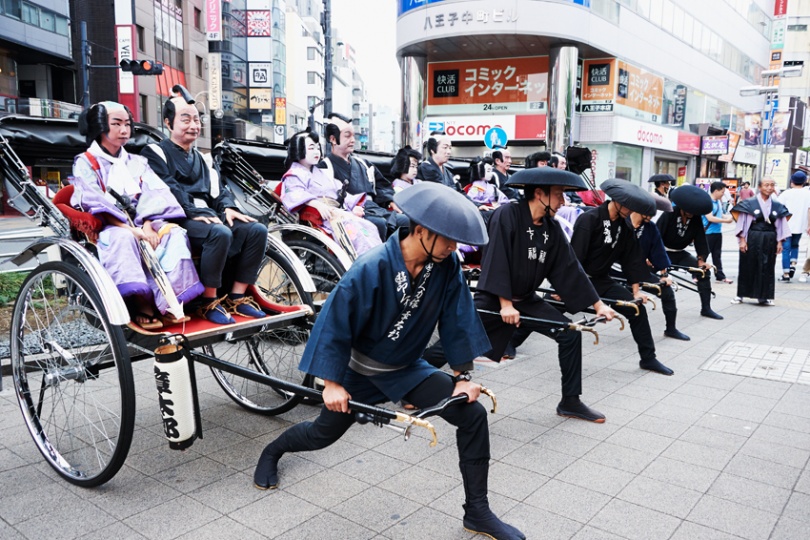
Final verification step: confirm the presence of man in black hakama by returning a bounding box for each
[571,180,674,375]
[731,178,791,305]
[474,168,616,423]
[319,113,407,239]
[656,185,724,320]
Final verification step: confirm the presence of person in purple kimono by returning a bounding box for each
[731,177,791,306]
[467,158,510,228]
[281,131,381,256]
[389,146,422,192]
[72,101,203,329]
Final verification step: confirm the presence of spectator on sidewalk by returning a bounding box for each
[738,181,755,202]
[776,171,810,282]
[703,182,734,284]
[731,178,791,306]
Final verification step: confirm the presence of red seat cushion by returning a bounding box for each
[52,185,103,239]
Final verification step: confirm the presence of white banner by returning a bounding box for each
[116,26,135,95]
[209,53,222,112]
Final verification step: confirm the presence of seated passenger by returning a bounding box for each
[467,157,510,218]
[72,101,203,329]
[389,146,422,192]
[142,90,267,324]
[281,130,381,256]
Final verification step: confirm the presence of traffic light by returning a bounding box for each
[119,59,164,76]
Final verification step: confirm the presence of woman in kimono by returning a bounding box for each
[389,146,421,192]
[731,177,791,306]
[280,131,381,255]
[72,101,203,329]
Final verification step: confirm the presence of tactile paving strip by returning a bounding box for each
[701,341,810,385]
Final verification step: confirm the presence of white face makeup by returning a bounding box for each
[302,137,321,166]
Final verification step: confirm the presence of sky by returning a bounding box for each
[330,0,402,112]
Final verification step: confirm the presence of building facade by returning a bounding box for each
[397,0,776,187]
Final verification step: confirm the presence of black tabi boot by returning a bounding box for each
[461,462,525,540]
[699,289,724,320]
[556,396,606,423]
[639,358,674,376]
[662,309,690,341]
[254,424,308,490]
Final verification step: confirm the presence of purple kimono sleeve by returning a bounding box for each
[133,163,188,226]
[70,155,129,224]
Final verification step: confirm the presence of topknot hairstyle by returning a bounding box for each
[78,101,133,146]
[389,146,422,178]
[285,130,320,170]
[324,112,352,145]
[469,157,494,183]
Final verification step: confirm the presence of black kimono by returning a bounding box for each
[493,169,520,201]
[733,197,791,300]
[320,154,406,238]
[656,205,716,313]
[474,200,598,397]
[571,204,657,364]
[418,157,462,192]
[142,140,267,289]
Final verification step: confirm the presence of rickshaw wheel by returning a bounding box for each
[10,261,135,487]
[285,240,345,309]
[208,250,311,415]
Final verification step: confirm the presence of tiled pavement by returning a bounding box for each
[1,231,810,539]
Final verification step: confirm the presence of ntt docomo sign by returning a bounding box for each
[426,114,547,142]
[613,116,680,151]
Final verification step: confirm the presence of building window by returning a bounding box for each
[196,55,204,78]
[307,96,318,109]
[307,47,316,60]
[194,7,202,31]
[307,71,317,84]
[140,94,149,125]
[21,2,38,25]
[39,10,54,31]
[136,25,145,52]
[55,15,68,35]
[4,0,21,19]
[788,24,808,32]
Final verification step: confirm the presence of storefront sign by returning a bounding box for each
[249,88,273,111]
[116,25,135,95]
[206,0,222,41]
[427,56,548,116]
[249,62,272,88]
[718,132,741,162]
[426,114,546,142]
[765,152,792,188]
[580,59,615,113]
[663,80,687,128]
[275,97,286,125]
[677,132,700,156]
[615,60,664,123]
[613,116,676,150]
[701,136,729,155]
[775,0,789,17]
[734,145,761,165]
[398,0,446,16]
[209,53,222,112]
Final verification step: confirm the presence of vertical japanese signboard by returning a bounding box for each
[580,59,616,113]
[615,60,664,123]
[426,56,549,115]
[206,0,222,41]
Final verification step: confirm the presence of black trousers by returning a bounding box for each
[591,277,656,363]
[706,233,726,280]
[181,218,267,289]
[275,371,490,465]
[475,292,583,397]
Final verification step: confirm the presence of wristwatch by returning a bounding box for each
[452,371,472,384]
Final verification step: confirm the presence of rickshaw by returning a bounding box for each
[0,116,481,488]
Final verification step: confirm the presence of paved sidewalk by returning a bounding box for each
[0,234,809,539]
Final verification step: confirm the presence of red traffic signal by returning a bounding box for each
[119,59,164,76]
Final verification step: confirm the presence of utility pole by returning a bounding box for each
[80,22,91,109]
[322,0,332,118]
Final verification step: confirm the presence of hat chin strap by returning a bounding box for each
[419,232,442,264]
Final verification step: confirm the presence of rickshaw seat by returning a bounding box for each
[52,185,104,240]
